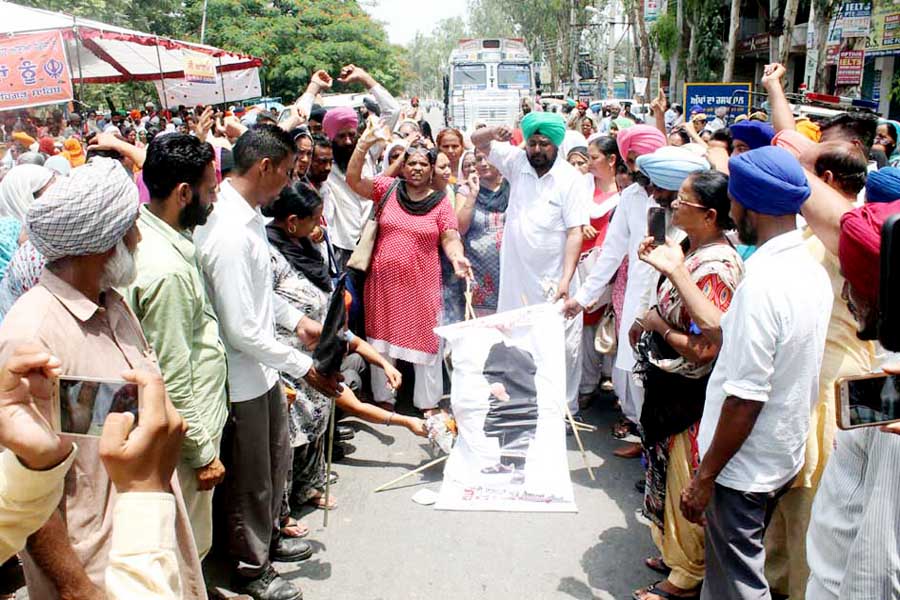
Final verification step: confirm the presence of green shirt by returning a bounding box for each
[126,205,228,469]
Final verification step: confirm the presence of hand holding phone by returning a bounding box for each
[99,370,185,494]
[0,345,69,471]
[836,372,900,429]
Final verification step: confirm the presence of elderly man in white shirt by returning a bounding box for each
[471,112,589,415]
[678,147,833,600]
[294,66,400,269]
[563,125,667,453]
[195,124,341,600]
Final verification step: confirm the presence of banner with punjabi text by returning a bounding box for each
[0,32,73,112]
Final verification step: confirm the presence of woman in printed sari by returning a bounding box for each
[630,170,745,600]
[267,181,427,525]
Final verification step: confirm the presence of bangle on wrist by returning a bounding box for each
[386,411,395,426]
[663,328,673,342]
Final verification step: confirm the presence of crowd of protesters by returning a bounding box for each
[0,57,897,600]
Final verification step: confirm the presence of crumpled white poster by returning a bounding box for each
[434,304,577,512]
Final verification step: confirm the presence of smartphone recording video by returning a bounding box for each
[837,373,900,429]
[55,377,139,436]
[648,206,666,246]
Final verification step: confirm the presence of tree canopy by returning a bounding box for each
[19,0,407,105]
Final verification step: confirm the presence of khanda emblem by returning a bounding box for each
[43,58,65,80]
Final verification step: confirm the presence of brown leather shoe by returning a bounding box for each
[613,441,642,458]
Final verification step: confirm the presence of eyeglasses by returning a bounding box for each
[672,195,708,210]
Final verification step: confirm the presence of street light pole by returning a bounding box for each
[570,0,579,97]
[200,0,208,44]
[607,2,616,98]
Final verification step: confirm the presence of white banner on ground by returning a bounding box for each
[154,67,262,107]
[434,304,577,512]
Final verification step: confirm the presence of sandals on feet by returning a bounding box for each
[279,517,309,538]
[644,557,671,575]
[611,417,632,439]
[304,492,337,510]
[633,581,700,600]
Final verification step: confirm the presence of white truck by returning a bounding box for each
[443,38,537,132]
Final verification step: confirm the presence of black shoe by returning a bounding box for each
[336,424,355,441]
[271,537,313,563]
[635,478,646,494]
[234,567,302,600]
[331,443,346,462]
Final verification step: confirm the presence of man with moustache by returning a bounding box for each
[679,146,833,600]
[471,112,589,417]
[298,66,400,269]
[124,133,228,565]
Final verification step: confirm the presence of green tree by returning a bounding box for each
[181,0,406,100]
[20,0,405,105]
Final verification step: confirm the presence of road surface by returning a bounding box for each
[257,394,657,600]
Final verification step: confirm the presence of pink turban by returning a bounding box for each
[839,200,900,304]
[616,125,666,160]
[772,129,815,159]
[323,106,359,141]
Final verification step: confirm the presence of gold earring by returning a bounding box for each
[288,224,297,234]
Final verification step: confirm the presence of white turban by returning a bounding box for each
[0,164,54,222]
[27,157,139,262]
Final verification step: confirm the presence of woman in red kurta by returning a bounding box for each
[347,131,471,414]
[579,136,624,406]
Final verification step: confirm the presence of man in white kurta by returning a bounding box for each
[472,117,590,414]
[562,125,668,437]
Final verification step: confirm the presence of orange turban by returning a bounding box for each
[796,119,822,143]
[62,138,85,168]
[12,131,35,147]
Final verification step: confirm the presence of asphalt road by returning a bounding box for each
[261,393,657,600]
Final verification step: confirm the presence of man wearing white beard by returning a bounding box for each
[0,157,207,600]
[102,239,138,289]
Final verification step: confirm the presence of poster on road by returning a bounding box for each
[434,304,577,512]
[0,32,73,112]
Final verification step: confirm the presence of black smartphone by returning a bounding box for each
[879,213,900,351]
[836,373,900,429]
[648,206,666,245]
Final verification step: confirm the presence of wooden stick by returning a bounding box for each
[373,455,449,493]
[564,401,595,481]
[574,422,597,432]
[464,278,477,321]
[323,397,337,527]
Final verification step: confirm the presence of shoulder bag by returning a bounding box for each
[346,178,401,272]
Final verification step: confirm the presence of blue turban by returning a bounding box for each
[866,167,900,203]
[728,146,810,216]
[521,112,566,147]
[730,120,775,150]
[636,146,709,191]
[690,104,704,116]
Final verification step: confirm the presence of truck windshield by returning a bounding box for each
[452,64,487,88]
[498,64,531,89]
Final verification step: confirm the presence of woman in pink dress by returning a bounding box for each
[347,130,471,415]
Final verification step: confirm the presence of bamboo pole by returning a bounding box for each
[322,397,336,527]
[373,455,449,493]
